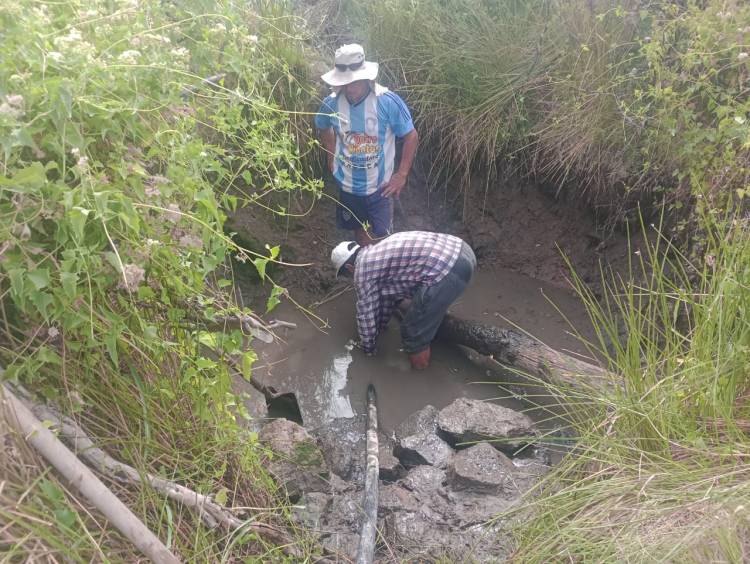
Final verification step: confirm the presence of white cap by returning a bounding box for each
[331,241,360,277]
[321,43,379,86]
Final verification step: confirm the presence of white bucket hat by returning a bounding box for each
[331,241,360,277]
[321,44,379,87]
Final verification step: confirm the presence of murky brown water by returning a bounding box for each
[251,266,596,433]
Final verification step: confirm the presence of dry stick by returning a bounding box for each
[1,383,180,564]
[5,382,316,559]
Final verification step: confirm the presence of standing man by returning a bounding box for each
[330,231,476,369]
[315,44,419,246]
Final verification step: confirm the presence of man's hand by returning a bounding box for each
[409,347,431,370]
[380,171,407,198]
[347,338,376,356]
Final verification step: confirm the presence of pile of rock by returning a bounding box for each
[258,398,549,562]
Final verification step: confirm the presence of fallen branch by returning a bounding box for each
[1,383,179,564]
[5,382,332,562]
[437,314,613,391]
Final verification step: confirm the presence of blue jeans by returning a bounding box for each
[400,242,476,353]
[336,188,393,237]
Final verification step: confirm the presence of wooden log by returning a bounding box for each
[1,383,180,564]
[436,314,612,391]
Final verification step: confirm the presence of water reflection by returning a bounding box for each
[314,348,355,420]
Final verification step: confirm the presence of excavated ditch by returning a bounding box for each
[226,154,624,561]
[230,266,596,562]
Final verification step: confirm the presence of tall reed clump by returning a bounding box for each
[507,215,750,561]
[0,0,321,560]
[342,0,750,220]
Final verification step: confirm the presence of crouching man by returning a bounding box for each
[331,231,476,369]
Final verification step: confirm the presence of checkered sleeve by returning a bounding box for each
[355,280,381,354]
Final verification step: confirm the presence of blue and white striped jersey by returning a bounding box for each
[314,84,414,195]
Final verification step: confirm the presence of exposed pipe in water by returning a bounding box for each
[356,384,379,564]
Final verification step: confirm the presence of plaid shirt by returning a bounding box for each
[354,231,463,353]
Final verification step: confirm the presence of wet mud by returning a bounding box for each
[251,266,597,433]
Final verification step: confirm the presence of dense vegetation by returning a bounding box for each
[3,0,750,561]
[336,0,750,560]
[343,0,750,224]
[0,0,321,560]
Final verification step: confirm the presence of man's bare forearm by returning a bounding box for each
[319,128,336,172]
[397,129,418,176]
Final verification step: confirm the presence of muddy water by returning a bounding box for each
[251,266,596,433]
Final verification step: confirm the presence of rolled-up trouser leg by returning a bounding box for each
[401,242,476,353]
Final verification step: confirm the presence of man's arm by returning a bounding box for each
[381,128,418,198]
[355,283,381,354]
[319,127,337,174]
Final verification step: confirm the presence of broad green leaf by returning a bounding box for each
[0,162,46,192]
[266,285,284,313]
[53,508,77,530]
[30,291,53,319]
[37,345,62,366]
[27,268,51,290]
[60,271,78,299]
[214,487,229,506]
[39,479,65,503]
[68,208,91,241]
[241,350,257,381]
[252,257,267,281]
[198,331,219,349]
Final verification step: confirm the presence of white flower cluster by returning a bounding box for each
[0,94,25,120]
[118,50,141,64]
[739,52,749,62]
[52,28,96,60]
[170,47,190,60]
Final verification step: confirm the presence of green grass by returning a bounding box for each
[340,0,750,219]
[506,215,750,561]
[0,0,322,560]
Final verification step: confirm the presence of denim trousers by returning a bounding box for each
[400,242,476,353]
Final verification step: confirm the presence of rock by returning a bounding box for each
[445,489,518,525]
[230,375,268,432]
[394,405,454,468]
[321,532,360,560]
[378,484,420,514]
[379,444,404,482]
[324,486,363,531]
[259,419,330,499]
[449,442,515,493]
[312,416,366,482]
[292,492,330,529]
[401,465,447,497]
[437,398,536,453]
[383,512,511,562]
[511,455,551,493]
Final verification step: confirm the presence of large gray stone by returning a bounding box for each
[437,398,536,453]
[449,442,515,493]
[401,465,447,497]
[259,418,330,499]
[379,443,404,482]
[394,405,455,468]
[311,415,366,483]
[292,492,330,529]
[378,484,420,514]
